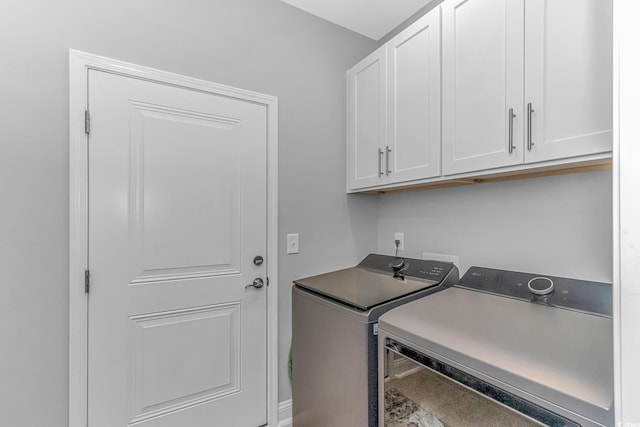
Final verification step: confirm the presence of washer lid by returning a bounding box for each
[379,287,614,426]
[293,266,440,311]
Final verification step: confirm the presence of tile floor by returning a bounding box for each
[384,367,542,427]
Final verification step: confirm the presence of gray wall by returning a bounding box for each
[376,171,613,283]
[0,1,377,425]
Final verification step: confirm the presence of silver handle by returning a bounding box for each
[378,148,384,177]
[508,108,516,154]
[527,102,535,151]
[245,278,264,289]
[385,146,391,176]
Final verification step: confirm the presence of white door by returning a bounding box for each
[387,7,441,183]
[87,70,268,426]
[524,0,613,163]
[441,0,525,175]
[348,45,387,190]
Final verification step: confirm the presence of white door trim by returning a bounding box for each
[68,49,279,427]
[613,0,640,422]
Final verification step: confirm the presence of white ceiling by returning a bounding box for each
[279,0,435,41]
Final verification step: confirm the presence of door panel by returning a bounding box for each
[128,102,241,282]
[129,303,240,424]
[442,0,525,175]
[387,8,441,182]
[524,0,613,162]
[348,46,387,189]
[88,70,267,427]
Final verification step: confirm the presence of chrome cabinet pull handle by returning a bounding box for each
[527,102,535,151]
[386,146,392,175]
[378,148,384,177]
[508,108,516,154]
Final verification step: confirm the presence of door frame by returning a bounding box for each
[68,49,279,427]
[613,0,640,422]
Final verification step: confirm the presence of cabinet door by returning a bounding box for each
[387,8,441,183]
[348,46,387,190]
[524,0,612,163]
[442,0,525,175]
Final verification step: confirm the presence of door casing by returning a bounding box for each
[68,49,279,427]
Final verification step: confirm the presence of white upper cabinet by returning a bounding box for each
[442,0,612,176]
[347,0,612,192]
[347,7,441,191]
[348,46,387,190]
[524,0,613,163]
[387,9,442,183]
[442,0,525,176]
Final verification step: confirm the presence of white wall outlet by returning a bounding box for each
[422,252,459,267]
[287,233,299,254]
[394,232,404,252]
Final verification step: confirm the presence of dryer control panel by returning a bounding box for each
[457,267,612,317]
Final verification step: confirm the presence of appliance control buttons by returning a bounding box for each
[390,259,405,271]
[528,277,554,295]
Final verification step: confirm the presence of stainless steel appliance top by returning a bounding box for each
[379,267,614,426]
[293,254,455,311]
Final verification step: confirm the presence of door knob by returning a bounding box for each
[245,278,264,289]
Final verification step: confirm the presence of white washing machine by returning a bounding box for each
[379,266,614,427]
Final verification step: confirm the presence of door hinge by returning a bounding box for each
[84,269,90,293]
[84,110,91,135]
[266,277,270,287]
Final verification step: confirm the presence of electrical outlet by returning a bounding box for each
[287,233,299,254]
[394,232,404,251]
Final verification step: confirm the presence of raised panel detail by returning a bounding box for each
[524,0,612,163]
[542,0,611,143]
[129,303,241,423]
[129,103,243,283]
[394,28,431,171]
[452,0,507,160]
[355,60,384,180]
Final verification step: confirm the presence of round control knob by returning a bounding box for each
[390,259,405,271]
[528,277,554,295]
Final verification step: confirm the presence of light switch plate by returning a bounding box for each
[287,233,299,254]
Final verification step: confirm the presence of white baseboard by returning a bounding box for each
[278,399,292,427]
